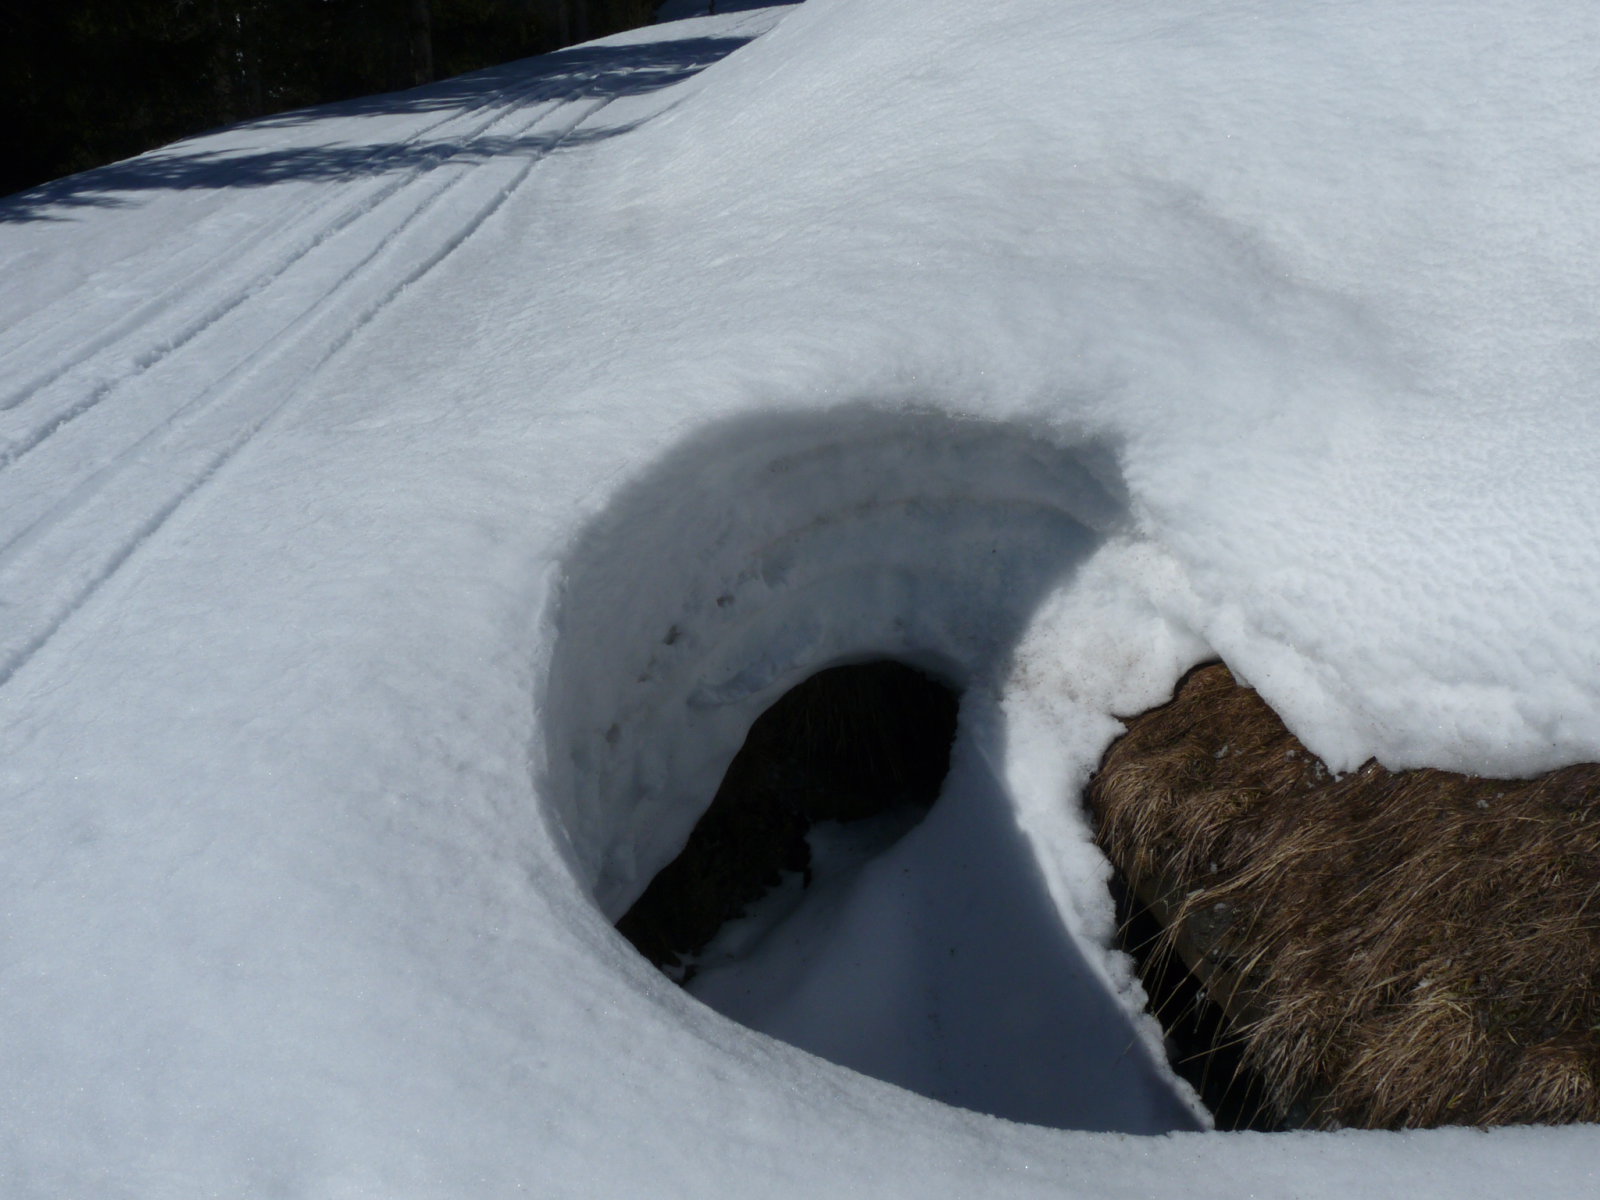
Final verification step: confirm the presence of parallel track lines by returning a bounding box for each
[0,72,566,427]
[0,84,616,689]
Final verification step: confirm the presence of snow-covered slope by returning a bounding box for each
[3,1,1599,1195]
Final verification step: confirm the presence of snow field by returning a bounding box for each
[4,0,1600,1195]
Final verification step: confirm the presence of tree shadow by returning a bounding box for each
[2,34,754,223]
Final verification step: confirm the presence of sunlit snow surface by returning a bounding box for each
[3,0,1600,1195]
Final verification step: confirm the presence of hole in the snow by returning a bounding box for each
[541,409,1201,1132]
[617,659,959,981]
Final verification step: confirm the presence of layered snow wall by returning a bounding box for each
[541,409,1121,914]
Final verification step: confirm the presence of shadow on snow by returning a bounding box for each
[2,35,753,223]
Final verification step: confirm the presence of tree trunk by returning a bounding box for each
[210,1,237,124]
[409,0,434,85]
[242,3,263,117]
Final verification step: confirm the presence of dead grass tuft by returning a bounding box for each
[1088,662,1600,1129]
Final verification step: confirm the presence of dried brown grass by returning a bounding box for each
[1088,662,1600,1129]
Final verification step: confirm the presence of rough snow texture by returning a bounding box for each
[4,1,1600,1196]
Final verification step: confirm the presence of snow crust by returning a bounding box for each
[4,0,1600,1195]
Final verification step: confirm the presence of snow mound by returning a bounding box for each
[591,0,1600,776]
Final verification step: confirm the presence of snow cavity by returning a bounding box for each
[538,406,1202,1131]
[539,406,1122,916]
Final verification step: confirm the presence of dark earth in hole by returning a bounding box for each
[617,660,960,979]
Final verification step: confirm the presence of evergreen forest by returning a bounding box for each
[4,1,658,198]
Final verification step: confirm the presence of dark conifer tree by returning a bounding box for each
[3,1,659,199]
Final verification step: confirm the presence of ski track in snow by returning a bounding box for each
[0,81,530,415]
[0,77,588,450]
[0,76,624,689]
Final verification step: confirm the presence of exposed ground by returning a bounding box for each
[617,660,959,976]
[1090,663,1600,1129]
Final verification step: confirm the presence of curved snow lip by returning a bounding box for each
[537,405,1128,917]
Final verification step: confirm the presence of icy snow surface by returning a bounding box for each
[4,0,1600,1195]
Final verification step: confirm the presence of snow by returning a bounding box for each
[685,721,1203,1134]
[3,0,1600,1195]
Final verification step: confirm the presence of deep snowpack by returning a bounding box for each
[3,1,1599,1195]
